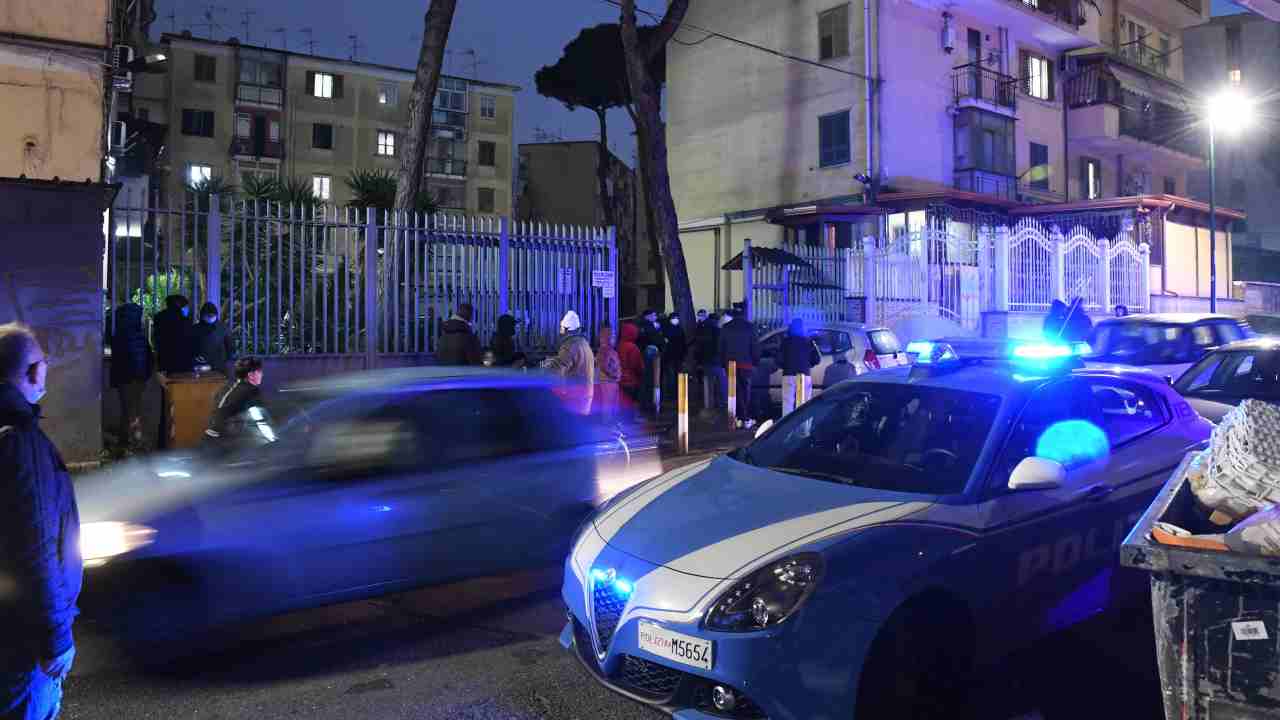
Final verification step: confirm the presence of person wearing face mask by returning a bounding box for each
[153,294,195,374]
[662,313,687,397]
[191,302,235,373]
[436,303,483,366]
[0,323,82,720]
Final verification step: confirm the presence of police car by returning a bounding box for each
[560,339,1211,720]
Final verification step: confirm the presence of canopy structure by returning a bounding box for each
[721,246,813,271]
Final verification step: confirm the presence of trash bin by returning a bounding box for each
[156,371,227,449]
[1121,452,1280,720]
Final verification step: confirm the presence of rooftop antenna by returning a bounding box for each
[195,4,228,39]
[348,33,362,61]
[165,7,178,32]
[270,27,287,50]
[301,28,315,55]
[239,9,255,44]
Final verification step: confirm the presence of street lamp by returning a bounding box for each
[1205,88,1254,312]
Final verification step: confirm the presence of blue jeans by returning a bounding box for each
[0,666,63,720]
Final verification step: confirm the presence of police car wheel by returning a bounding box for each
[855,599,974,720]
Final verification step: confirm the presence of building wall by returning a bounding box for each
[1,0,110,46]
[163,40,236,201]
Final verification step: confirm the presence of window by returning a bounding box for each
[1229,68,1243,86]
[1087,380,1167,447]
[1212,321,1247,345]
[378,82,398,106]
[955,108,1015,176]
[477,187,496,213]
[1226,25,1242,81]
[194,54,216,83]
[377,130,396,157]
[1177,350,1280,401]
[867,329,902,355]
[311,71,335,98]
[187,163,213,185]
[1164,177,1177,195]
[312,175,331,201]
[269,120,280,142]
[181,109,215,137]
[998,381,1104,479]
[478,140,497,167]
[480,94,497,119]
[239,56,282,87]
[812,331,853,355]
[235,113,251,139]
[818,110,851,167]
[312,123,333,149]
[434,77,468,112]
[818,4,850,60]
[1022,50,1054,101]
[1081,157,1102,200]
[1029,143,1050,190]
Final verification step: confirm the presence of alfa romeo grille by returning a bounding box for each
[618,655,683,699]
[591,579,627,654]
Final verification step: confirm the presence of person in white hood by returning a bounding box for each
[541,310,595,415]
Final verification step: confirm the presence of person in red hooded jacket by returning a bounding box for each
[618,321,645,406]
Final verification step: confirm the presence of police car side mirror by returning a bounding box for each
[1008,457,1066,492]
[754,419,774,439]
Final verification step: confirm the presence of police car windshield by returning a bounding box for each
[738,383,1000,494]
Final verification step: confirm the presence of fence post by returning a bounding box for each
[727,360,737,427]
[677,372,689,455]
[498,217,511,315]
[607,225,618,341]
[1139,242,1151,311]
[994,226,1011,312]
[1051,226,1067,302]
[781,265,792,324]
[1098,237,1112,313]
[743,239,754,321]
[364,207,379,369]
[207,195,221,310]
[861,236,877,325]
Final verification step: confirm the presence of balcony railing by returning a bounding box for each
[1065,61,1204,159]
[431,109,467,129]
[1118,40,1170,77]
[1013,0,1086,28]
[426,157,468,176]
[236,84,283,107]
[229,136,284,160]
[955,169,1017,201]
[952,63,1018,111]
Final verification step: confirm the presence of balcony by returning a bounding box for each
[955,169,1017,201]
[229,136,284,160]
[952,63,1017,115]
[426,157,468,177]
[1065,59,1204,161]
[1117,40,1170,78]
[237,83,283,108]
[958,0,1095,50]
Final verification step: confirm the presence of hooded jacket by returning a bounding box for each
[192,320,235,369]
[780,320,821,376]
[618,323,645,390]
[0,384,82,672]
[153,306,194,373]
[491,314,518,366]
[110,303,152,388]
[437,316,483,366]
[718,315,760,370]
[542,331,595,415]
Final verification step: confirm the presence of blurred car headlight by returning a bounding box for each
[704,553,824,632]
[80,521,156,567]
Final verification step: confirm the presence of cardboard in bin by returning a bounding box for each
[156,371,227,449]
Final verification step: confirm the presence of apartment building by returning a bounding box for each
[132,33,518,214]
[668,0,1231,311]
[1184,12,1280,275]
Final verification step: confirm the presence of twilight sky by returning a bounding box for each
[153,0,672,165]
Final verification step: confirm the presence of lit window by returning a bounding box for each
[312,72,334,98]
[1229,68,1242,86]
[312,175,331,201]
[1082,157,1101,200]
[480,94,496,119]
[1025,53,1052,101]
[188,164,213,185]
[378,82,398,106]
[235,113,251,139]
[377,131,396,157]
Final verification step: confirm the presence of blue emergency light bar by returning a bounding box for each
[907,339,1091,370]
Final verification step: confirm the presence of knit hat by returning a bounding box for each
[560,310,582,332]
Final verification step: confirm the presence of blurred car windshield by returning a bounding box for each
[736,383,1001,494]
[1175,350,1280,401]
[1092,322,1191,364]
[868,329,902,355]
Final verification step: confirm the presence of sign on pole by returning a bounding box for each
[558,267,574,295]
[592,270,616,299]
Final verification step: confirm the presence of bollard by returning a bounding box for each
[677,372,689,455]
[727,360,737,428]
[799,374,812,407]
[782,375,797,416]
[653,355,662,416]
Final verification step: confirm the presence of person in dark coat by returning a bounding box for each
[490,314,525,367]
[1043,299,1069,341]
[203,357,268,456]
[717,309,760,428]
[0,323,82,719]
[662,314,688,394]
[109,303,152,452]
[191,302,235,372]
[153,294,194,374]
[436,303,483,366]
[694,312,725,416]
[780,318,822,377]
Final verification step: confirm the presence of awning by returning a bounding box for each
[1109,63,1194,112]
[721,247,814,271]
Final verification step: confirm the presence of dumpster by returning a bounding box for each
[156,371,227,449]
[1122,452,1280,720]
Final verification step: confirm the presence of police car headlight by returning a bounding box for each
[80,521,156,568]
[704,553,824,632]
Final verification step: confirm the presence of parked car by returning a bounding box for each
[76,367,660,649]
[1087,313,1251,379]
[1173,337,1280,423]
[561,339,1210,719]
[1246,313,1280,337]
[757,322,906,402]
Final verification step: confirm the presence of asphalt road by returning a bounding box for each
[63,560,1166,720]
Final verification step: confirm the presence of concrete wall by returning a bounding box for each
[0,0,109,46]
[1163,220,1233,299]
[0,180,108,466]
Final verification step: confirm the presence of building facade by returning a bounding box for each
[0,0,111,180]
[1183,13,1280,278]
[667,0,1232,313]
[131,33,518,214]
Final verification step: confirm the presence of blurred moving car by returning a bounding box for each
[1088,313,1251,379]
[76,368,660,647]
[757,322,906,402]
[1246,313,1280,337]
[1173,338,1280,423]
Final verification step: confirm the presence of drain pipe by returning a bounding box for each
[864,0,875,203]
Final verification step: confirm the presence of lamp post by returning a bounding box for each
[1205,89,1254,313]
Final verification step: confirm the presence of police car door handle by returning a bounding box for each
[1079,485,1114,502]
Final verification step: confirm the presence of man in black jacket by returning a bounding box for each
[203,357,268,456]
[717,309,760,428]
[153,295,194,374]
[437,304,483,366]
[0,323,81,720]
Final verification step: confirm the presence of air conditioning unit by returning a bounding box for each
[112,44,134,91]
[109,120,127,156]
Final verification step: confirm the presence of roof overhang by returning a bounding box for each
[765,203,887,226]
[1010,194,1246,222]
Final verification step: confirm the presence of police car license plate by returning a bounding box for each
[637,620,713,671]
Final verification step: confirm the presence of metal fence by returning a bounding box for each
[1009,218,1056,313]
[107,190,617,359]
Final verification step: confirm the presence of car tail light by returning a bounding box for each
[863,349,880,369]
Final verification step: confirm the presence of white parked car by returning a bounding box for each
[1088,313,1252,380]
[758,322,907,403]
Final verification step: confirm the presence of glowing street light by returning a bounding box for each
[1205,88,1256,312]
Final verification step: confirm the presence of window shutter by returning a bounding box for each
[1019,50,1030,95]
[1047,56,1056,101]
[334,74,344,98]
